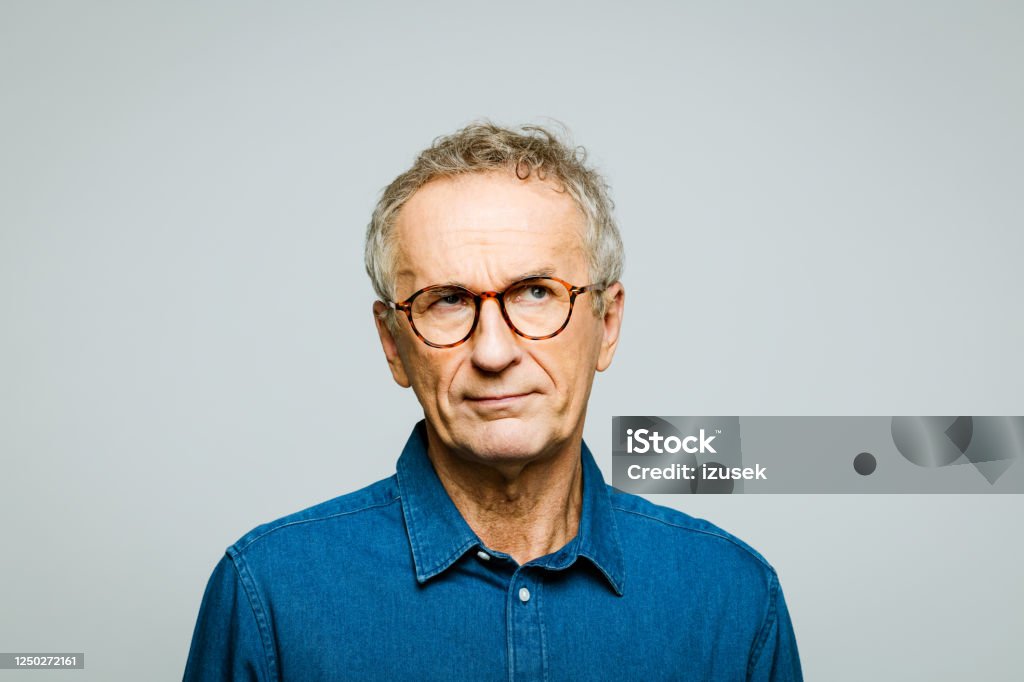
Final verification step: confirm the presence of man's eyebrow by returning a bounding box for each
[434,279,470,288]
[509,267,557,282]
[432,268,559,290]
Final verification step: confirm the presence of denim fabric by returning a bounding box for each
[184,420,802,681]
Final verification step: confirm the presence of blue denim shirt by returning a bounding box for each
[184,421,802,681]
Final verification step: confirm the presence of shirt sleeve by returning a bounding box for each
[183,553,274,682]
[747,571,803,682]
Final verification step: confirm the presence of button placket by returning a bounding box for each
[508,569,544,680]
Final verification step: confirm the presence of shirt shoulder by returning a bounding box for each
[227,474,402,560]
[606,485,778,582]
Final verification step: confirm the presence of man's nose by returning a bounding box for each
[469,296,522,373]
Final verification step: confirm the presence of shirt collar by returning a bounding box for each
[395,420,626,596]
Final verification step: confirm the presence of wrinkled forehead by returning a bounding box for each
[392,172,589,297]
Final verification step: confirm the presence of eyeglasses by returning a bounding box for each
[386,276,602,348]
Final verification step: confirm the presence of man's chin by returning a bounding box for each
[452,417,552,462]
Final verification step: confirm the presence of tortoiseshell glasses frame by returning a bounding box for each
[385,276,602,349]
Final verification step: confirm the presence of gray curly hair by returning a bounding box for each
[365,120,624,331]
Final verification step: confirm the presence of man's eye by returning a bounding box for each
[527,285,549,299]
[514,284,553,303]
[432,293,467,308]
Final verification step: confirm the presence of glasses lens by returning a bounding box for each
[504,278,572,338]
[410,286,476,346]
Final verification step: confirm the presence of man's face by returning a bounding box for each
[374,170,624,466]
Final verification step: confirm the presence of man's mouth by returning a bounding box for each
[465,392,533,406]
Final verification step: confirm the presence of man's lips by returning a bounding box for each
[464,392,533,405]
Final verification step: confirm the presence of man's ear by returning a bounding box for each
[373,301,411,388]
[596,282,625,372]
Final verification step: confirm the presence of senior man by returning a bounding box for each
[184,122,802,681]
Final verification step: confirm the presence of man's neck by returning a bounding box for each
[424,427,584,566]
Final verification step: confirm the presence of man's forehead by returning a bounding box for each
[392,172,587,290]
[393,231,585,292]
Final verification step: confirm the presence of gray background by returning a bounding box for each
[1,1,1021,680]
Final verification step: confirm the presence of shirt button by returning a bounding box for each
[518,587,531,603]
[476,551,490,561]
